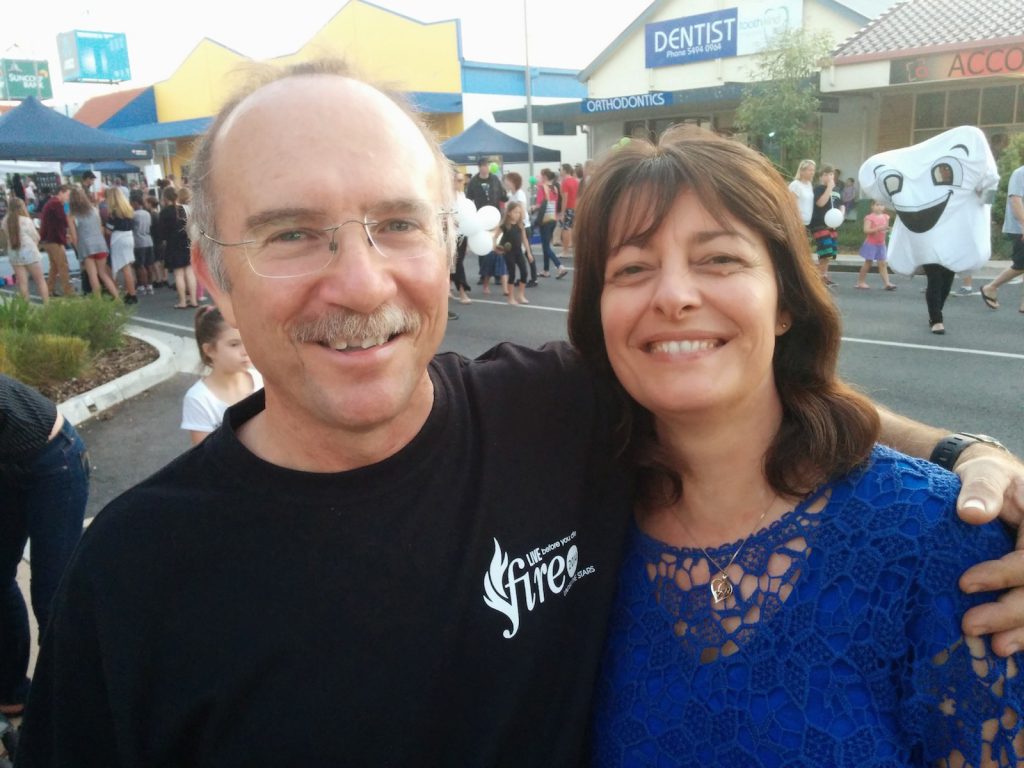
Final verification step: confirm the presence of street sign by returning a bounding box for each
[0,59,53,100]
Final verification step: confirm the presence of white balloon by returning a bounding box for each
[468,230,495,256]
[477,205,501,231]
[823,208,844,229]
[459,216,482,237]
[456,196,476,222]
[455,198,480,236]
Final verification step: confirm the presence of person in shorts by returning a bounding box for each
[809,164,844,286]
[856,200,896,290]
[131,191,155,294]
[980,162,1024,312]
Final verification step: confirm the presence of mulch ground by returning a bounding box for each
[38,335,160,403]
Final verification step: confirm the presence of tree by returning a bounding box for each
[992,132,1024,258]
[735,28,834,174]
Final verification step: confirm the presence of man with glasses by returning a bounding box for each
[17,60,632,766]
[18,60,1024,767]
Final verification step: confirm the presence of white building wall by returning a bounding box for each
[820,60,892,92]
[460,92,589,178]
[820,92,876,193]
[587,0,865,97]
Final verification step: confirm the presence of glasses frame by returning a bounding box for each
[199,210,455,280]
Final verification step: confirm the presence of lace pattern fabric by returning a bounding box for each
[592,445,1023,767]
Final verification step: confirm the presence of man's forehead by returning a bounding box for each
[218,75,419,148]
[211,74,442,203]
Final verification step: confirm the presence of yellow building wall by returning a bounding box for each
[145,0,461,172]
[154,39,250,123]
[275,1,461,94]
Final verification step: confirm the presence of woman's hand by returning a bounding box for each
[956,446,1024,655]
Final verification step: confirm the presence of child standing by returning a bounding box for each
[497,202,530,305]
[181,306,263,445]
[857,200,896,290]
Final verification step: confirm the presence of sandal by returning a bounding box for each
[172,304,189,309]
[980,287,999,309]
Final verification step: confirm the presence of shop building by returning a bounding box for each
[495,0,890,166]
[822,0,1024,164]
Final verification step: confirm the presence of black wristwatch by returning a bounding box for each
[929,432,1008,470]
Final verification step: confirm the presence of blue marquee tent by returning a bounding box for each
[63,160,142,175]
[441,120,560,164]
[0,97,151,162]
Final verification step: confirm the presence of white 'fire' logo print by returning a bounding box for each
[483,536,581,639]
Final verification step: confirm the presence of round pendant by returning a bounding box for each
[710,573,733,605]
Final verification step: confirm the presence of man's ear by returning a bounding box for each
[192,244,237,328]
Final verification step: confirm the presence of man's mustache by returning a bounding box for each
[290,305,421,343]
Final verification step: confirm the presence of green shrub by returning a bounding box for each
[0,330,89,386]
[34,295,132,353]
[0,340,12,376]
[0,295,36,332]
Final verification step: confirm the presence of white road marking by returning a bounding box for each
[841,336,1024,360]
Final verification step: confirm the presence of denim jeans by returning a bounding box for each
[540,220,561,271]
[0,419,89,706]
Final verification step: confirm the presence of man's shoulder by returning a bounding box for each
[432,341,596,400]
[1009,165,1024,191]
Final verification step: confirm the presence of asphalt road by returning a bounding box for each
[78,255,1023,518]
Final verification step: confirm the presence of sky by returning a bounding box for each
[4,0,656,106]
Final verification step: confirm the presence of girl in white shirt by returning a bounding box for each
[181,306,263,445]
[3,196,48,303]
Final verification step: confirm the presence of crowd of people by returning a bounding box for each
[789,145,1024,334]
[0,171,199,309]
[449,159,585,316]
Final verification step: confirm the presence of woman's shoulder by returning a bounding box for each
[843,445,1010,556]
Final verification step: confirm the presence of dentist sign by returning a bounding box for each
[645,0,801,68]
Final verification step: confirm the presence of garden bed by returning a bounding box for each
[37,334,158,403]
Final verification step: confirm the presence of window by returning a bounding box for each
[947,89,980,125]
[539,122,576,136]
[915,92,945,129]
[982,86,1015,125]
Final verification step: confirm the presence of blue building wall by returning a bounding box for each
[461,61,585,99]
[99,87,157,129]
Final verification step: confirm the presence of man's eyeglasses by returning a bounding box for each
[200,209,453,279]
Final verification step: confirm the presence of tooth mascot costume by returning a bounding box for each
[859,126,999,331]
[858,126,999,274]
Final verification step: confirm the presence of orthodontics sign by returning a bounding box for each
[581,91,674,114]
[645,0,801,69]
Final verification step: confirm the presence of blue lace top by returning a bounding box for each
[591,445,1023,767]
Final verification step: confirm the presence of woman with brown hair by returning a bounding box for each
[568,126,1022,764]
[158,186,198,309]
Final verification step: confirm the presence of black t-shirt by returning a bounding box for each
[465,173,507,210]
[809,184,842,229]
[498,224,523,256]
[19,343,634,767]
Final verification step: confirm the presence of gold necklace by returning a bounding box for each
[677,495,776,606]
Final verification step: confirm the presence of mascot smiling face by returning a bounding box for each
[858,126,999,274]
